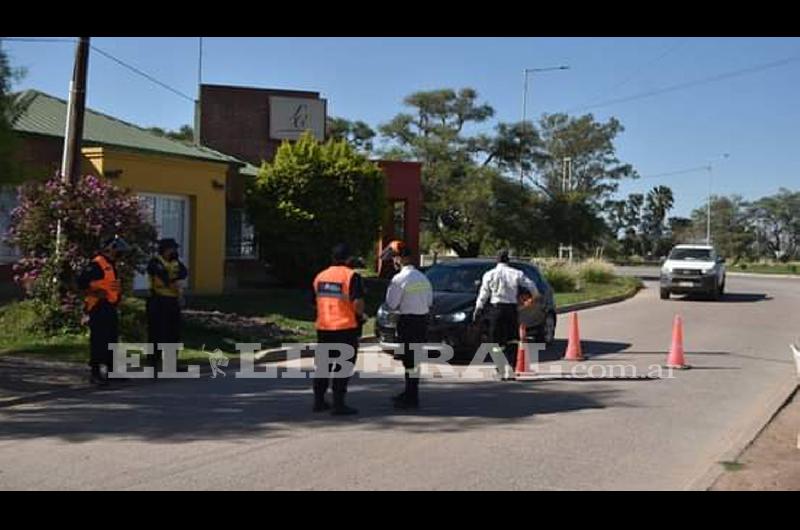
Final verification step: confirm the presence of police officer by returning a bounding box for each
[146,238,188,374]
[312,243,366,416]
[381,240,433,410]
[77,236,130,386]
[473,249,539,381]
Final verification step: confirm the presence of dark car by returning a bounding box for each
[376,258,557,357]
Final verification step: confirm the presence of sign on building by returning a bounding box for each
[269,96,325,141]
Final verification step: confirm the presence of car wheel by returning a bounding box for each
[660,288,670,300]
[535,312,556,345]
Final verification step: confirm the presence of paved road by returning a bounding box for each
[0,275,797,490]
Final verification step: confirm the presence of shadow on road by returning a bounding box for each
[672,292,771,303]
[0,368,630,443]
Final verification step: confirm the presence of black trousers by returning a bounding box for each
[147,296,181,368]
[397,314,428,403]
[88,300,119,371]
[314,328,359,403]
[488,303,519,366]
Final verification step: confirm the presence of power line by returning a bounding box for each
[579,39,687,109]
[566,52,800,113]
[638,165,710,180]
[1,37,196,103]
[90,45,196,102]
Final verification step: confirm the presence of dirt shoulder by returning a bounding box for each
[711,387,800,490]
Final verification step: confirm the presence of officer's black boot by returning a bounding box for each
[313,394,331,413]
[331,393,357,416]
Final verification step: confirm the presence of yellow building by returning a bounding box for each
[3,90,254,294]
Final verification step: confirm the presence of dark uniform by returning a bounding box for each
[77,251,123,385]
[312,244,365,415]
[146,239,188,373]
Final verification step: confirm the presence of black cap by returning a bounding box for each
[158,238,180,252]
[332,243,351,263]
[497,249,510,263]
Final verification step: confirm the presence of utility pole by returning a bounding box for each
[60,37,91,185]
[54,37,90,293]
[194,37,202,146]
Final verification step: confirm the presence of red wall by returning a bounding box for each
[376,160,422,275]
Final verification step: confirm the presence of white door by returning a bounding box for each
[134,193,191,291]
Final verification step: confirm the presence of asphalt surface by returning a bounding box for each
[0,273,797,490]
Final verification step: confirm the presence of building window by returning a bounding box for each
[392,200,406,242]
[226,208,257,259]
[134,193,191,291]
[0,187,20,264]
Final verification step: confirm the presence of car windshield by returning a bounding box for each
[669,248,712,261]
[425,263,492,293]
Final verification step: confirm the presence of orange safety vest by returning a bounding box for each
[313,265,358,331]
[84,254,121,313]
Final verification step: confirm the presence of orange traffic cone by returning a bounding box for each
[666,314,690,369]
[515,324,528,374]
[563,312,584,361]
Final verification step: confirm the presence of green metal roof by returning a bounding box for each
[11,90,245,166]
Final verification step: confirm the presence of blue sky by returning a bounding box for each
[4,37,800,217]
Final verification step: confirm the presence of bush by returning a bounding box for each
[540,264,578,293]
[5,174,157,332]
[245,133,385,286]
[578,259,615,284]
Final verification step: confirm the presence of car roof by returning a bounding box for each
[673,245,713,250]
[430,258,535,267]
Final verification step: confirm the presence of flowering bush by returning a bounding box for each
[4,174,157,332]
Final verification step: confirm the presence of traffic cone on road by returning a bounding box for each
[666,314,690,369]
[563,312,584,361]
[515,324,529,374]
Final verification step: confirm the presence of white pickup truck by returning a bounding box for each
[660,244,727,300]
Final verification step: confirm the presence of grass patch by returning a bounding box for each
[731,262,799,275]
[720,461,746,472]
[554,276,641,308]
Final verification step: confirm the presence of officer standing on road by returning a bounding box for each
[146,238,188,374]
[77,236,130,386]
[473,249,539,381]
[382,240,433,410]
[312,243,366,416]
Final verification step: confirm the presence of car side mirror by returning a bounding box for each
[718,257,726,263]
[659,256,666,263]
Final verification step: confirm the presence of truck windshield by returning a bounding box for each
[669,248,712,261]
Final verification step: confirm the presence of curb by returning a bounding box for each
[687,377,799,491]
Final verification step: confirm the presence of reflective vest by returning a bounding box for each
[84,254,121,313]
[313,265,358,331]
[150,256,182,297]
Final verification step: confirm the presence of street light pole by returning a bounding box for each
[519,65,569,188]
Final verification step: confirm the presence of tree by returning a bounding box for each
[5,174,157,331]
[0,45,26,184]
[326,117,376,153]
[641,185,675,255]
[533,113,638,202]
[378,88,496,256]
[245,133,385,285]
[146,124,194,143]
[748,188,800,261]
[690,195,753,261]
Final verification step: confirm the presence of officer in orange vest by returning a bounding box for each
[311,243,366,415]
[77,236,130,386]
